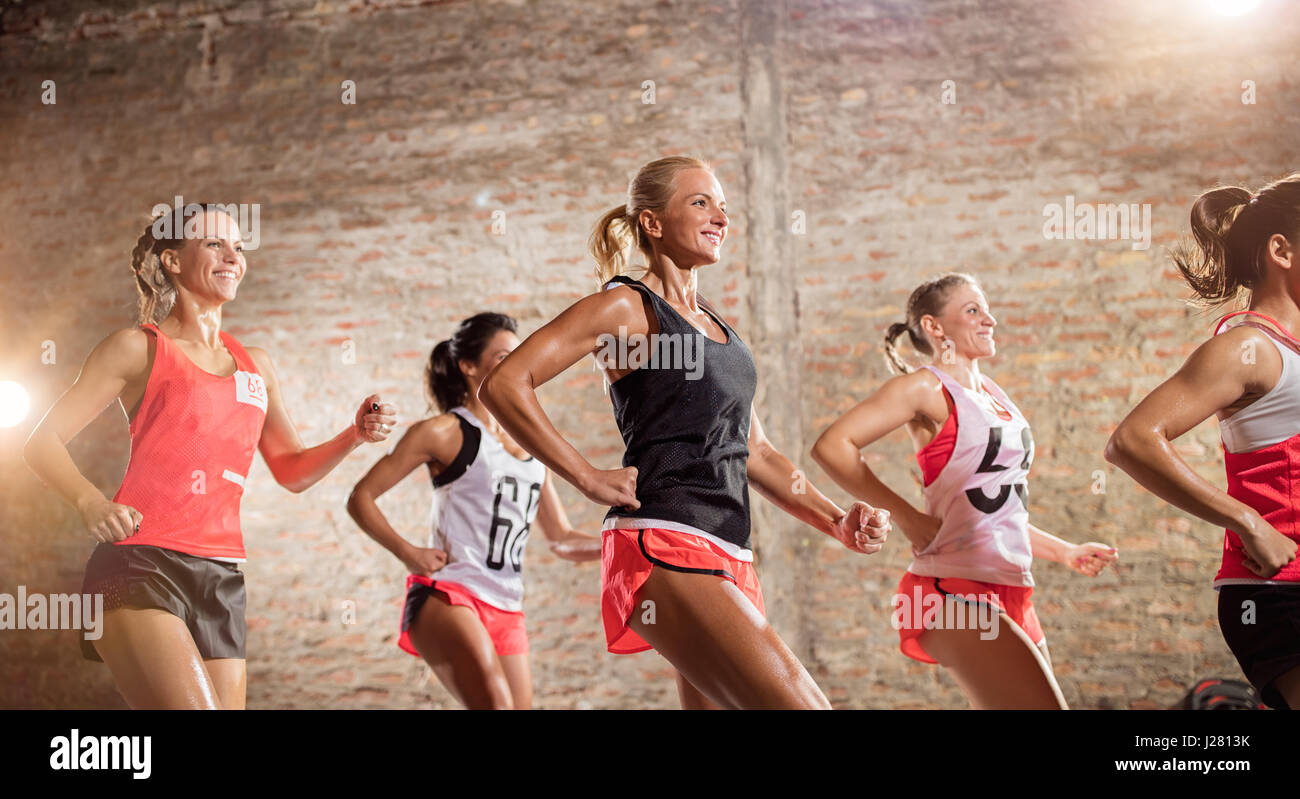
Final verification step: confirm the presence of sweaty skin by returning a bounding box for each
[811,281,1116,709]
[480,167,890,708]
[23,209,395,709]
[346,328,600,709]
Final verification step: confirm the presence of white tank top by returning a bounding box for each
[426,407,548,611]
[908,366,1035,587]
[1217,318,1300,454]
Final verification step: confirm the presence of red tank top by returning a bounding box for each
[113,324,267,560]
[1214,311,1300,584]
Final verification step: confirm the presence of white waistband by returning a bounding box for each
[1213,578,1299,590]
[602,516,753,562]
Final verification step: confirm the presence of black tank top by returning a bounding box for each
[602,275,758,549]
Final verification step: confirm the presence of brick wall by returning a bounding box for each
[1,0,1297,709]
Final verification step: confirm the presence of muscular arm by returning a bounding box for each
[248,346,395,494]
[747,406,888,554]
[810,370,944,548]
[479,287,644,509]
[1105,326,1297,575]
[22,328,150,540]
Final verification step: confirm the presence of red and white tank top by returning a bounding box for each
[1213,310,1300,587]
[113,324,267,561]
[908,365,1035,587]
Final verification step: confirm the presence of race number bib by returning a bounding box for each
[234,370,268,412]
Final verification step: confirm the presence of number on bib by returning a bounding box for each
[486,477,542,572]
[964,426,1032,514]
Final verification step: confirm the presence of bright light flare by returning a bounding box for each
[0,381,31,428]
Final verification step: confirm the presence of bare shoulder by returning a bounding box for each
[893,367,942,398]
[422,412,463,440]
[242,345,274,373]
[888,367,948,423]
[415,412,467,465]
[90,327,152,379]
[1184,325,1280,379]
[570,283,653,336]
[1201,323,1279,356]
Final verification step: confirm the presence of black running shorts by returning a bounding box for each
[79,542,246,662]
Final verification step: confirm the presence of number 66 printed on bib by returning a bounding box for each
[486,475,541,572]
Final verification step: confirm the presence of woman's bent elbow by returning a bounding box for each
[478,370,502,409]
[345,488,367,520]
[1103,428,1134,468]
[809,438,830,469]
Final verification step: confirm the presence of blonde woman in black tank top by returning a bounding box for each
[481,157,892,709]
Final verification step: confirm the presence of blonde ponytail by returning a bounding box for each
[589,205,642,287]
[588,155,711,289]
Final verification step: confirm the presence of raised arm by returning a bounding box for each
[746,406,889,555]
[22,328,150,542]
[1105,326,1298,576]
[478,287,645,510]
[811,369,944,551]
[247,346,396,493]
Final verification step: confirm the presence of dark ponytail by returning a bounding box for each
[425,312,518,412]
[1173,174,1300,308]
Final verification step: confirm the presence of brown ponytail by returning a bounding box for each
[588,155,711,288]
[130,213,180,326]
[883,273,980,374]
[1173,173,1300,308]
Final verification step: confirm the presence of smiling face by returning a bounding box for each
[639,167,728,268]
[924,282,997,361]
[159,209,246,306]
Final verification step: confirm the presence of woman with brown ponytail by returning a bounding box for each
[22,205,396,709]
[811,273,1117,709]
[346,312,600,710]
[480,156,891,710]
[1107,174,1300,709]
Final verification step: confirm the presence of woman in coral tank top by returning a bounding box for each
[1108,174,1300,709]
[813,273,1117,709]
[23,204,396,709]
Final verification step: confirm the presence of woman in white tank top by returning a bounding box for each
[813,274,1118,709]
[346,313,600,709]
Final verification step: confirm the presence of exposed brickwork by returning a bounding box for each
[2,0,1298,709]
